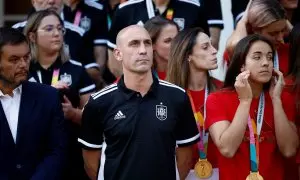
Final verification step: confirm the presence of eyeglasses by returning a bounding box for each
[38,25,66,35]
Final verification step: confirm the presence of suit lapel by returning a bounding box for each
[16,82,36,146]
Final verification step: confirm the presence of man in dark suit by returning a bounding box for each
[0,27,66,180]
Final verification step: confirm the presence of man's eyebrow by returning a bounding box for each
[252,51,262,54]
[128,39,140,44]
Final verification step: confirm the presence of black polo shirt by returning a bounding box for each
[64,0,108,46]
[231,0,248,26]
[63,0,108,69]
[28,59,96,107]
[78,75,200,180]
[108,0,223,49]
[201,0,223,28]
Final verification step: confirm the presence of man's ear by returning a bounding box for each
[28,32,36,43]
[113,48,122,62]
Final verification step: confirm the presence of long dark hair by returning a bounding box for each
[167,27,215,92]
[224,34,275,88]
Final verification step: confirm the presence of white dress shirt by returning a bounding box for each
[0,85,22,143]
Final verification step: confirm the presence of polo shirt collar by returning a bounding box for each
[30,58,63,71]
[118,72,159,99]
[150,0,174,16]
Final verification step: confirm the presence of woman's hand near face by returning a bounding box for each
[235,70,252,102]
[269,69,285,100]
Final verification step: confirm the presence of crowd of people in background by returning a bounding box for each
[0,0,300,179]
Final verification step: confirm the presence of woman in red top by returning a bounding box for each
[286,23,300,179]
[225,0,291,76]
[144,16,179,80]
[167,27,221,179]
[206,34,299,180]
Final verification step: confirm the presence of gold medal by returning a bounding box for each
[246,172,264,180]
[194,159,213,179]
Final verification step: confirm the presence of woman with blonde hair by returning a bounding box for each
[167,27,221,179]
[24,9,95,179]
[226,0,291,76]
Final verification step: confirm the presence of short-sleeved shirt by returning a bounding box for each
[78,75,200,180]
[231,0,248,26]
[201,0,223,28]
[28,59,96,108]
[64,0,108,46]
[29,58,95,179]
[188,78,223,168]
[63,0,108,69]
[107,0,223,49]
[205,89,295,180]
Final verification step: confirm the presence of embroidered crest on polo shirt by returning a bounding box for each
[114,110,126,120]
[80,16,91,31]
[156,102,167,121]
[60,73,72,86]
[173,18,185,31]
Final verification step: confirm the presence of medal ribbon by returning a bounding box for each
[248,93,265,172]
[274,51,279,70]
[37,69,60,86]
[187,85,209,159]
[73,10,82,26]
[166,9,174,20]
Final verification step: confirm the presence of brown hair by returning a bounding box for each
[144,16,179,44]
[224,34,275,88]
[144,16,179,69]
[167,27,215,92]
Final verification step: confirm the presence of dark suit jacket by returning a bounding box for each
[0,81,67,180]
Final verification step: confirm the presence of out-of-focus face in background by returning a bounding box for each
[279,0,298,9]
[31,0,64,14]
